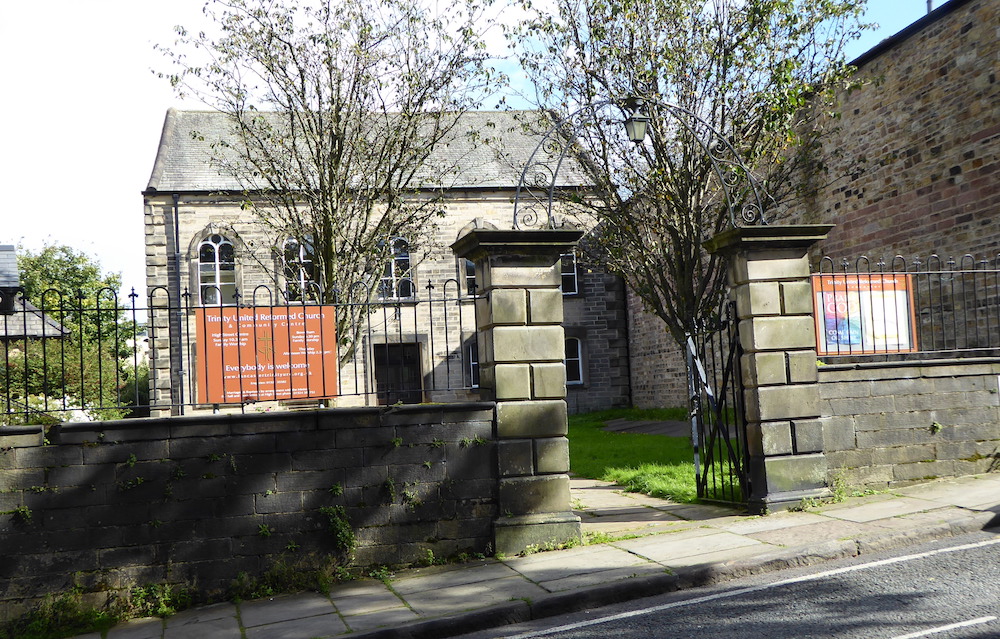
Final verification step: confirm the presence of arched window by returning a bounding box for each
[565,337,583,385]
[561,252,578,295]
[283,236,316,302]
[379,238,414,299]
[198,234,237,306]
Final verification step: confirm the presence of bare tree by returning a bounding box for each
[157,0,501,355]
[510,0,869,345]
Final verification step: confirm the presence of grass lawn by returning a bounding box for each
[568,407,698,503]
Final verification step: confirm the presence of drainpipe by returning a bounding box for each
[171,193,186,414]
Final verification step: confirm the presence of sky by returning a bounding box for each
[0,0,938,297]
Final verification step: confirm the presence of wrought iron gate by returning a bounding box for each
[686,299,750,506]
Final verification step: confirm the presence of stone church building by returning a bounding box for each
[143,110,632,415]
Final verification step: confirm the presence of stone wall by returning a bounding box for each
[819,360,1000,487]
[801,0,999,261]
[564,270,632,414]
[0,404,496,618]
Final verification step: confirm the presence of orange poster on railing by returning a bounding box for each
[811,274,917,356]
[195,306,338,404]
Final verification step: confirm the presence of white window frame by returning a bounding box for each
[283,236,317,302]
[198,234,237,306]
[379,237,415,300]
[565,336,584,385]
[467,341,480,389]
[464,258,478,297]
[561,252,578,295]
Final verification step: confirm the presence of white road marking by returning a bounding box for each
[504,536,1000,639]
[889,616,997,639]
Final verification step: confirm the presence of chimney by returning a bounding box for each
[0,245,22,314]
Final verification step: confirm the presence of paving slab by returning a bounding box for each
[896,476,1000,509]
[165,602,238,626]
[654,502,745,521]
[714,510,831,535]
[243,613,347,639]
[578,506,689,530]
[570,485,653,509]
[663,540,775,570]
[817,496,944,522]
[239,593,336,628]
[745,518,879,547]
[163,603,243,639]
[343,606,419,633]
[535,562,670,593]
[614,528,763,564]
[391,561,518,596]
[106,618,164,639]
[866,505,976,530]
[164,616,241,639]
[580,516,696,537]
[402,575,547,616]
[504,544,652,584]
[331,585,407,617]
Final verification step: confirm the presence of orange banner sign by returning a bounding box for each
[812,274,917,356]
[195,306,338,404]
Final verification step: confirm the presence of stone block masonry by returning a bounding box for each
[819,360,1000,488]
[0,403,497,619]
[453,229,582,555]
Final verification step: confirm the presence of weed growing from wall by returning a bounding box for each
[318,506,357,555]
[230,553,350,601]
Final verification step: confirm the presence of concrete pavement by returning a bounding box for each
[74,473,1000,639]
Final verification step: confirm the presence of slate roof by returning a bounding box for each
[0,245,69,339]
[1,299,70,339]
[145,109,591,194]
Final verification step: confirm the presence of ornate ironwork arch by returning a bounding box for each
[512,99,770,230]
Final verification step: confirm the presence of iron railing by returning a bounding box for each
[686,299,749,506]
[2,280,481,426]
[815,255,1000,360]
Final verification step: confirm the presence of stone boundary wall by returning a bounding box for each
[819,360,1000,487]
[0,403,496,617]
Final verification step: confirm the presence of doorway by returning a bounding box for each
[374,343,423,405]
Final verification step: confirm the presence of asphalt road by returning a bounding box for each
[459,530,1000,639]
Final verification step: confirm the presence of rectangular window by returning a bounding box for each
[464,259,477,296]
[467,341,480,388]
[561,252,578,295]
[565,337,583,385]
[283,237,317,302]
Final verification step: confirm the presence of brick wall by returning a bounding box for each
[624,288,689,409]
[801,0,999,261]
[624,0,998,411]
[819,361,1000,487]
[0,404,496,617]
